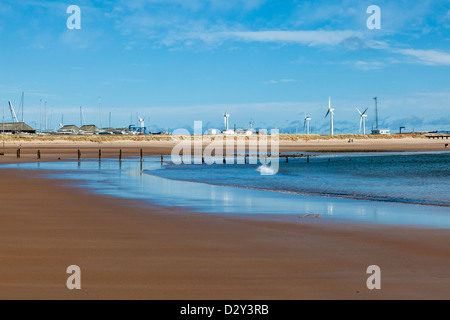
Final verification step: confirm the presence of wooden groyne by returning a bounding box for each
[425,133,450,140]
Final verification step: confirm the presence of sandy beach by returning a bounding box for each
[0,136,448,163]
[0,138,449,300]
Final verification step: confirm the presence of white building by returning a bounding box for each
[372,129,390,135]
[205,129,219,135]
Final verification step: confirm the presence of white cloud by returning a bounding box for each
[120,0,266,12]
[157,29,369,51]
[280,79,297,83]
[109,0,450,70]
[119,78,147,83]
[0,84,59,100]
[353,61,384,71]
[221,30,363,47]
[395,48,450,66]
[263,79,298,85]
[207,0,267,11]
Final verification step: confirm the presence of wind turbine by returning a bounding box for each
[138,116,145,128]
[325,97,335,136]
[356,107,369,135]
[303,113,312,135]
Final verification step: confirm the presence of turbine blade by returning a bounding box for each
[362,107,369,115]
[356,107,362,116]
[325,109,330,118]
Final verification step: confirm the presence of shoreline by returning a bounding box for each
[162,178,450,209]
[3,156,450,229]
[0,142,449,299]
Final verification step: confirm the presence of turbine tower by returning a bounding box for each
[325,97,335,136]
[303,113,312,135]
[374,97,379,131]
[80,106,84,127]
[356,107,369,135]
[224,112,230,131]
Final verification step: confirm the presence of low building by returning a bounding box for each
[0,122,36,134]
[58,125,80,134]
[222,130,236,135]
[205,129,219,135]
[235,129,253,136]
[372,129,390,135]
[80,125,100,133]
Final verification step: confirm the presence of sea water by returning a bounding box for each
[152,152,450,207]
[2,152,449,228]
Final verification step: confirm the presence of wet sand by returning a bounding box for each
[0,141,449,300]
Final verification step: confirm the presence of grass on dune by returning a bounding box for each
[0,133,427,143]
[278,134,427,141]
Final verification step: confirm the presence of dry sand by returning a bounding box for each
[279,137,449,152]
[0,137,448,163]
[0,139,449,300]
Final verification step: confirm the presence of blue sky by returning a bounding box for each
[0,0,449,133]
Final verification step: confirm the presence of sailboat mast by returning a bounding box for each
[44,101,48,132]
[21,91,24,123]
[99,97,102,129]
[39,100,42,132]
